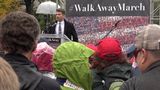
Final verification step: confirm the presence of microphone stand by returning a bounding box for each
[102,20,121,39]
[96,20,121,45]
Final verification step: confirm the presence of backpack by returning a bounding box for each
[109,79,124,90]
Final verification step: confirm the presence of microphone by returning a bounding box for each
[114,20,121,27]
[51,22,57,27]
[44,22,57,34]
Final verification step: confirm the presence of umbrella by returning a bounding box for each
[36,1,60,14]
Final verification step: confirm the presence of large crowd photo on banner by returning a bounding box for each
[65,0,150,52]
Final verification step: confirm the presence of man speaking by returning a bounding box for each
[45,8,78,42]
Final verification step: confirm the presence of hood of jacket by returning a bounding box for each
[53,42,94,90]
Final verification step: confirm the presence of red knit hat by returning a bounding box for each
[96,37,122,61]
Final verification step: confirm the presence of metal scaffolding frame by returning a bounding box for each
[150,0,160,24]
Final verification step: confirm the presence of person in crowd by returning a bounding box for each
[44,8,78,42]
[120,24,160,90]
[0,57,19,90]
[126,44,141,77]
[53,42,94,90]
[91,37,132,90]
[0,11,60,90]
[86,44,98,68]
[32,42,56,79]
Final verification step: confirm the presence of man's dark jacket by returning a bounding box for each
[45,20,78,42]
[120,60,160,90]
[4,53,60,90]
[92,63,132,90]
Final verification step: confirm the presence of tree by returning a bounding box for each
[24,0,35,14]
[0,0,20,19]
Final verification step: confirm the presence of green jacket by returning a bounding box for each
[53,42,94,90]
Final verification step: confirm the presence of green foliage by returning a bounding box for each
[37,15,46,33]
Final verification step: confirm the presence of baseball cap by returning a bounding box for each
[96,37,122,61]
[86,44,97,52]
[135,24,160,50]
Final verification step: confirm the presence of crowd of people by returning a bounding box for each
[0,9,160,90]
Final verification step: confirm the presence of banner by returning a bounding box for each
[66,0,150,16]
[66,0,150,52]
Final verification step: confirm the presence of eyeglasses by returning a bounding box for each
[134,48,142,58]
